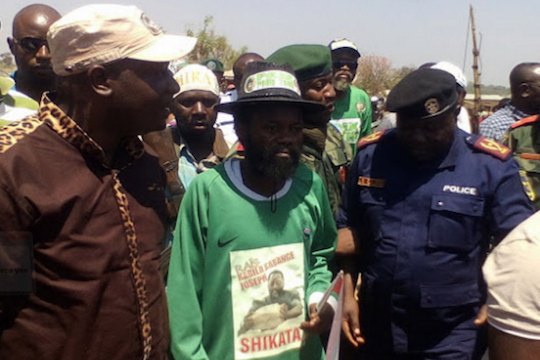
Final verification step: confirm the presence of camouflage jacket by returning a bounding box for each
[503,115,540,210]
[301,124,353,215]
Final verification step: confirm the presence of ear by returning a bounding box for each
[520,83,531,99]
[87,65,112,97]
[235,117,249,143]
[7,37,15,54]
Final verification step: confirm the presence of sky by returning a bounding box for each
[1,0,538,87]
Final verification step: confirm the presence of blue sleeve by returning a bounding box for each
[336,152,361,229]
[489,158,535,243]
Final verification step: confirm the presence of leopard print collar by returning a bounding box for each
[40,95,145,165]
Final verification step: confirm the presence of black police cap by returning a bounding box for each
[386,68,458,119]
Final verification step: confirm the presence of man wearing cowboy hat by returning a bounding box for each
[267,44,353,216]
[167,61,337,360]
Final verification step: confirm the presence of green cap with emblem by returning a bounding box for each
[200,58,225,72]
[266,44,332,82]
[215,61,326,114]
[386,68,458,119]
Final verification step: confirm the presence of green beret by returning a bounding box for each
[267,44,332,82]
[386,68,458,119]
[200,58,224,72]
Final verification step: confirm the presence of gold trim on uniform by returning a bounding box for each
[357,130,386,149]
[474,137,511,160]
[519,170,536,201]
[358,176,386,188]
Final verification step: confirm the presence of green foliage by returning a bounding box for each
[186,16,247,69]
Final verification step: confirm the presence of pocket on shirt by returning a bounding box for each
[428,194,484,252]
[359,189,386,241]
[420,281,481,308]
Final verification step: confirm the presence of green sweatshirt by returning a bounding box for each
[168,159,337,360]
[331,85,372,153]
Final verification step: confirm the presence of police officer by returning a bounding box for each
[338,68,534,359]
[267,44,353,214]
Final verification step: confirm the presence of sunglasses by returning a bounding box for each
[333,60,358,69]
[13,37,49,54]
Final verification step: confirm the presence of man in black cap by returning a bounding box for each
[337,68,534,359]
[267,44,352,215]
[167,62,337,360]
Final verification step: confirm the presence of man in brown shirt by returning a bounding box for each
[0,4,196,360]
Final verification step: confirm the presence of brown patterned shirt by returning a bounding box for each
[0,95,169,360]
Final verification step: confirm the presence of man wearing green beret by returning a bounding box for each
[267,44,352,215]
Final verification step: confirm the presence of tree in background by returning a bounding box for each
[0,53,16,76]
[354,55,414,97]
[186,16,248,69]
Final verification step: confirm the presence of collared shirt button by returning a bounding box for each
[438,201,444,207]
[426,296,433,303]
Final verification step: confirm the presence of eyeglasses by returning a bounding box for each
[333,60,358,69]
[13,37,49,54]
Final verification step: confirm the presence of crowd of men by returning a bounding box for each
[0,3,539,360]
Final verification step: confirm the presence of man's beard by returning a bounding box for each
[244,139,300,181]
[332,70,353,92]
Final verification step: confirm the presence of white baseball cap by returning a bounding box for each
[431,61,467,89]
[174,64,220,97]
[48,4,197,76]
[328,38,360,57]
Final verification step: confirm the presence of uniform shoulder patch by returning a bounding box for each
[357,130,386,149]
[510,115,539,129]
[472,136,511,160]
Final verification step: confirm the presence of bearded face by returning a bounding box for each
[332,70,354,91]
[243,135,301,181]
[237,104,304,181]
[331,49,360,92]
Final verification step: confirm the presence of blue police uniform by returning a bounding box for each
[337,128,534,359]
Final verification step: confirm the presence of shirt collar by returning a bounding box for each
[40,94,145,167]
[177,134,224,171]
[436,129,461,169]
[508,103,532,119]
[386,129,460,169]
